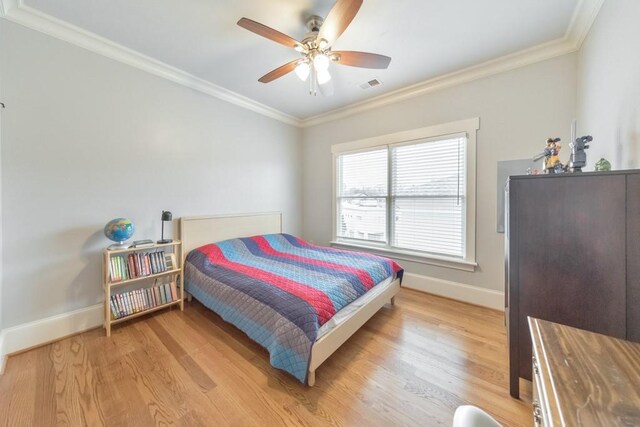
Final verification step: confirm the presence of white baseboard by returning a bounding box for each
[402,272,504,311]
[1,303,103,358]
[0,330,6,374]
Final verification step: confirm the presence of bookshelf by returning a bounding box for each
[102,241,183,336]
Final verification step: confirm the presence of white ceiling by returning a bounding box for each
[21,0,580,120]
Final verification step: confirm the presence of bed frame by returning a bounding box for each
[178,212,400,386]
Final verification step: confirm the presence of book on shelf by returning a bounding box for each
[133,289,140,312]
[109,296,119,319]
[154,286,161,307]
[121,292,129,314]
[159,284,167,305]
[170,281,177,301]
[151,253,157,274]
[115,294,124,317]
[110,281,179,320]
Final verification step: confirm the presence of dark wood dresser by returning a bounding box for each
[505,170,640,398]
[529,317,640,426]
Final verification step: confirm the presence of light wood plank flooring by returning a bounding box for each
[0,289,531,426]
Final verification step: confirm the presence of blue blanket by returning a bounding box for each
[184,233,403,383]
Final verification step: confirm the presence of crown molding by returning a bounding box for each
[565,0,605,49]
[0,0,10,16]
[0,0,302,127]
[1,0,604,129]
[299,0,605,128]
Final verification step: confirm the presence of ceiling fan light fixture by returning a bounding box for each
[317,69,331,85]
[237,0,391,94]
[313,53,330,71]
[295,61,310,81]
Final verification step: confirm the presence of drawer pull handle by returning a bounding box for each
[533,400,542,426]
[533,356,540,375]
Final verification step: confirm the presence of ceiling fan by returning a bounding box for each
[237,0,391,95]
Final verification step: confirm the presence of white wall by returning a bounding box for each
[576,0,640,170]
[0,20,302,329]
[302,54,577,297]
[0,25,3,357]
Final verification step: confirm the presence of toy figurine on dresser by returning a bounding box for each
[533,137,567,174]
[569,135,592,172]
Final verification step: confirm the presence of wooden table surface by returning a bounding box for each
[529,317,640,426]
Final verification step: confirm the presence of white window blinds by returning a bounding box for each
[391,135,466,257]
[335,134,467,258]
[336,149,388,243]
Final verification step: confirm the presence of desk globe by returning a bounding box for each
[104,218,135,250]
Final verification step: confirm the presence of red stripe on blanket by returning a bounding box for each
[251,236,376,290]
[200,244,336,324]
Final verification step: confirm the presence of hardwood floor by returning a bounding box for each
[0,289,531,426]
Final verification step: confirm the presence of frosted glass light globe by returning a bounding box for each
[317,69,331,85]
[313,53,330,71]
[295,62,310,81]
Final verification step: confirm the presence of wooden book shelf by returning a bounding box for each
[102,241,183,336]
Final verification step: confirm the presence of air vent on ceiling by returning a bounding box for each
[359,79,382,90]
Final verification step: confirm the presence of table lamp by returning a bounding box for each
[158,210,173,244]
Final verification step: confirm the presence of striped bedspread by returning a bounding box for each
[184,233,403,383]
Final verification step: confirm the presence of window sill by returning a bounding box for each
[329,240,478,272]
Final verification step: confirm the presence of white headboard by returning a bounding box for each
[178,212,282,262]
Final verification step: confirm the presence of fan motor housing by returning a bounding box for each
[305,15,324,32]
[302,16,325,47]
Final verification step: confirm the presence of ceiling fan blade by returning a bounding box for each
[316,0,363,47]
[258,59,301,83]
[237,17,303,50]
[332,51,391,69]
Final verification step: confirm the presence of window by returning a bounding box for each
[333,118,478,270]
[336,149,388,243]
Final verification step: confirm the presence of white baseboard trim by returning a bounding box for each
[402,272,504,311]
[1,303,103,358]
[0,330,6,374]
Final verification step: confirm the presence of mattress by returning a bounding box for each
[316,274,395,339]
[184,233,403,383]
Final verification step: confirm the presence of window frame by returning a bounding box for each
[331,118,479,272]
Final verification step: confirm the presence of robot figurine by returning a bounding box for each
[569,135,592,172]
[533,137,566,174]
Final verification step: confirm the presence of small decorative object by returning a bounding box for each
[104,218,135,250]
[569,135,592,172]
[533,138,567,174]
[130,239,154,248]
[595,158,612,172]
[158,210,173,244]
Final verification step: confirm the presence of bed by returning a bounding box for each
[178,212,403,386]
